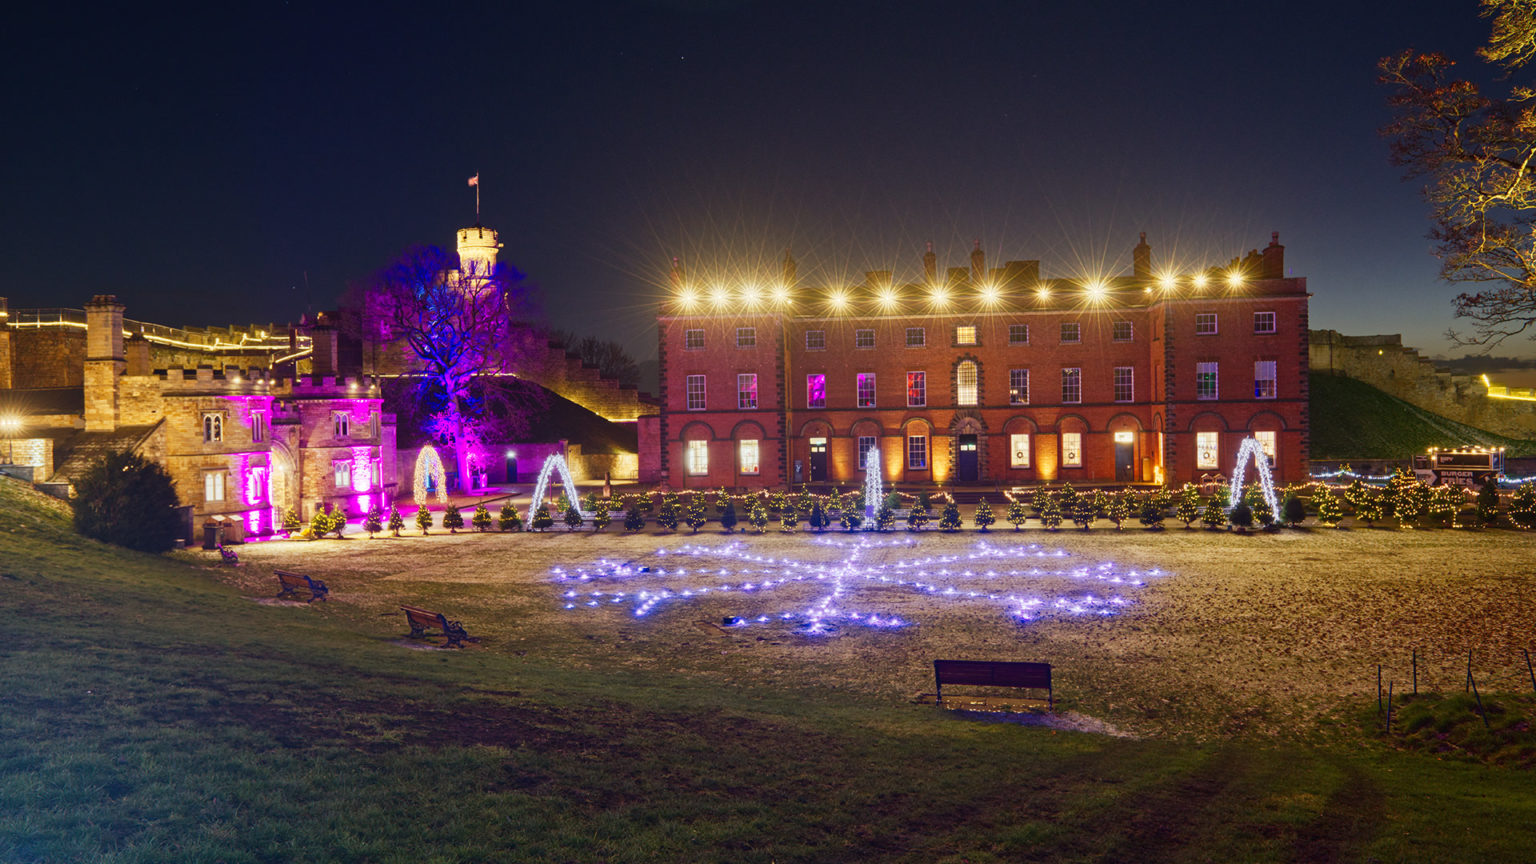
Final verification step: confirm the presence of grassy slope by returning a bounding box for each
[3,478,1535,862]
[1309,373,1536,459]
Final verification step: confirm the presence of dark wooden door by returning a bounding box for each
[957,434,979,481]
[809,438,828,482]
[1115,438,1135,481]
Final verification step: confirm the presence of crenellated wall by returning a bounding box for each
[1308,330,1536,437]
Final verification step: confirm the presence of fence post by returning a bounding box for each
[1526,649,1535,696]
[1377,664,1382,713]
[1465,650,1473,694]
[1385,681,1394,733]
[1412,648,1417,696]
[1468,667,1491,731]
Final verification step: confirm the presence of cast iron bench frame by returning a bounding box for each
[934,659,1052,711]
[274,569,328,603]
[401,604,478,649]
[219,546,239,565]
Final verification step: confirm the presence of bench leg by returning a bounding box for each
[407,620,426,638]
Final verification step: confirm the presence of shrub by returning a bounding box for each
[973,498,995,532]
[1282,493,1307,527]
[624,499,645,532]
[388,505,405,537]
[442,503,465,533]
[1230,501,1255,530]
[472,504,492,533]
[720,498,739,533]
[500,502,524,532]
[70,450,182,552]
[364,505,383,538]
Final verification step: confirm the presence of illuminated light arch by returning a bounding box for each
[862,445,883,525]
[414,446,448,506]
[1228,437,1280,515]
[529,452,585,522]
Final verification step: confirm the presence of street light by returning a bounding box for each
[0,414,21,465]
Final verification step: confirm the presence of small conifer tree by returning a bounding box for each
[780,504,800,533]
[839,506,863,532]
[1281,493,1306,527]
[624,499,646,532]
[1139,494,1166,530]
[388,505,405,537]
[1427,484,1458,528]
[768,490,787,515]
[555,489,570,514]
[1476,476,1501,527]
[939,499,962,532]
[416,505,433,535]
[1030,486,1050,519]
[720,497,739,533]
[875,504,895,531]
[658,495,679,532]
[1200,496,1227,530]
[564,505,584,531]
[1511,481,1536,529]
[795,486,814,514]
[442,503,464,533]
[282,506,303,536]
[906,504,929,531]
[1248,494,1274,529]
[591,500,611,532]
[1006,496,1028,531]
[1231,501,1255,530]
[1057,483,1079,515]
[685,494,708,533]
[472,504,492,533]
[748,498,768,533]
[500,502,524,532]
[1039,496,1062,530]
[531,504,553,532]
[916,491,933,512]
[1106,492,1131,530]
[1355,487,1385,528]
[1314,489,1344,527]
[809,501,829,532]
[1091,489,1110,519]
[364,505,383,538]
[1175,484,1202,528]
[1071,497,1096,531]
[973,498,995,532]
[308,505,333,540]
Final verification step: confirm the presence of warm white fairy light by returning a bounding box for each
[1228,437,1280,515]
[862,445,883,525]
[527,452,586,522]
[413,446,448,505]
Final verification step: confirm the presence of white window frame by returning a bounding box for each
[738,439,760,475]
[1254,361,1277,400]
[806,374,826,409]
[1061,432,1082,468]
[1010,433,1030,468]
[1195,313,1218,335]
[1060,322,1081,344]
[1196,362,1219,400]
[687,440,709,475]
[250,410,266,443]
[334,459,353,489]
[905,327,926,348]
[1254,430,1277,465]
[686,374,707,411]
[906,434,928,469]
[805,330,826,350]
[857,436,876,472]
[1061,367,1081,404]
[1009,368,1029,405]
[735,327,756,348]
[856,373,877,408]
[854,329,875,349]
[1253,311,1276,334]
[1111,321,1133,342]
[737,373,758,410]
[955,325,978,346]
[1008,324,1029,345]
[1113,366,1134,403]
[203,413,223,443]
[956,360,979,406]
[684,329,705,350]
[1196,431,1220,470]
[907,371,926,407]
[203,470,226,502]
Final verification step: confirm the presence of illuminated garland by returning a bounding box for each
[413,446,448,506]
[1228,437,1281,515]
[528,453,585,523]
[862,446,883,525]
[552,536,1158,636]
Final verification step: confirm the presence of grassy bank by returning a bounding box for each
[1309,373,1536,459]
[3,478,1535,862]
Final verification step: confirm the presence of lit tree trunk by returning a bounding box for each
[446,383,473,495]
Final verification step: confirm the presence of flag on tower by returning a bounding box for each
[467,174,479,187]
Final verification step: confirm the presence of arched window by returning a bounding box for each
[957,360,978,406]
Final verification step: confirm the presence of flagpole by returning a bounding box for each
[475,172,480,224]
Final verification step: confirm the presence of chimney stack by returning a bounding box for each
[1261,232,1285,278]
[668,256,684,289]
[970,240,985,284]
[923,241,937,284]
[782,248,797,286]
[1133,232,1151,280]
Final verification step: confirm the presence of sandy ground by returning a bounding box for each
[210,520,1536,741]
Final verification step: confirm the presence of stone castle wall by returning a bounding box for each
[1308,330,1536,437]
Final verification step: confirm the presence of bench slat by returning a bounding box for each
[934,659,1052,710]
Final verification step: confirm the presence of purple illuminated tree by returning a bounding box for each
[352,246,529,494]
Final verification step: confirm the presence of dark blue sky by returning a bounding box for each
[0,1,1511,362]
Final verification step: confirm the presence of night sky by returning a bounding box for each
[2,1,1512,372]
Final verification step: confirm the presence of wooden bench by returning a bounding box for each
[274,569,328,602]
[401,605,478,649]
[934,659,1052,711]
[219,546,239,565]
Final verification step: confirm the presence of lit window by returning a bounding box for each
[737,373,758,410]
[1254,430,1277,465]
[906,327,926,348]
[1196,362,1219,400]
[684,329,705,350]
[1254,311,1276,334]
[738,439,760,475]
[1010,433,1030,468]
[1008,324,1029,345]
[686,374,706,411]
[856,373,877,408]
[1114,366,1134,402]
[805,330,826,350]
[907,434,928,469]
[1197,431,1220,469]
[334,412,350,437]
[907,371,926,407]
[203,413,223,443]
[251,467,268,503]
[1112,321,1132,342]
[1061,368,1081,404]
[250,411,266,443]
[1195,313,1218,335]
[857,436,876,471]
[806,374,826,409]
[1254,361,1277,399]
[1060,322,1080,344]
[371,460,382,487]
[736,327,756,348]
[203,471,225,502]
[687,440,709,475]
[1009,368,1029,405]
[334,460,352,488]
[1062,432,1082,467]
[369,412,379,438]
[955,325,977,345]
[957,360,978,406]
[855,329,875,349]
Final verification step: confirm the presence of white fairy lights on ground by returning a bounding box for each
[550,537,1161,636]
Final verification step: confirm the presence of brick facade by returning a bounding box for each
[650,235,1309,489]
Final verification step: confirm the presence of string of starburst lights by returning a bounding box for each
[551,537,1159,635]
[1310,468,1536,487]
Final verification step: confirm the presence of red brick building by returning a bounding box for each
[650,233,1308,489]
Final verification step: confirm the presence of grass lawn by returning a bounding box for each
[4,479,1536,862]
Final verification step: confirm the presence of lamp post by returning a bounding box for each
[0,415,20,465]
